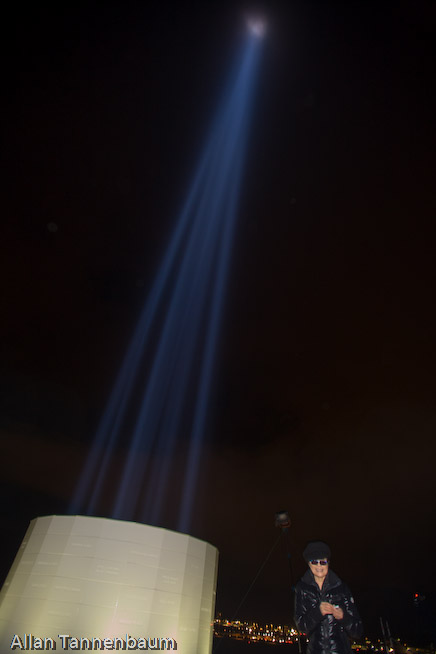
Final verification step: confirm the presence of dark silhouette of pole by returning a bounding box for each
[212,532,282,654]
[380,617,389,654]
[275,511,302,654]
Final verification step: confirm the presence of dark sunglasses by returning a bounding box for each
[310,559,329,566]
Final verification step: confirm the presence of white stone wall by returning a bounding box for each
[0,516,218,652]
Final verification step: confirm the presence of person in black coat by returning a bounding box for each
[295,541,363,654]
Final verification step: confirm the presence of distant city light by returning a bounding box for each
[213,616,422,650]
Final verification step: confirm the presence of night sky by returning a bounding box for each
[2,0,436,643]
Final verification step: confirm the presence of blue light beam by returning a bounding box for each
[70,34,263,533]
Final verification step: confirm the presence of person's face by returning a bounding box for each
[308,558,329,583]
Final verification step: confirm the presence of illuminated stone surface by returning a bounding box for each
[0,515,218,652]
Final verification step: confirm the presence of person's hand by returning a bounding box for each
[332,606,344,620]
[320,602,334,615]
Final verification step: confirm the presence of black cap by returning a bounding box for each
[303,541,331,562]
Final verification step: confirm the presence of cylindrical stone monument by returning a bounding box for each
[0,515,218,652]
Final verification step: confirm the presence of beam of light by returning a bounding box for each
[246,15,268,39]
[70,33,263,534]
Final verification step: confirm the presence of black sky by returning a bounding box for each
[1,0,436,642]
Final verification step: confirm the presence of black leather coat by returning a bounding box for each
[295,569,363,654]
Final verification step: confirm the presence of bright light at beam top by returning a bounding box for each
[246,16,267,38]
